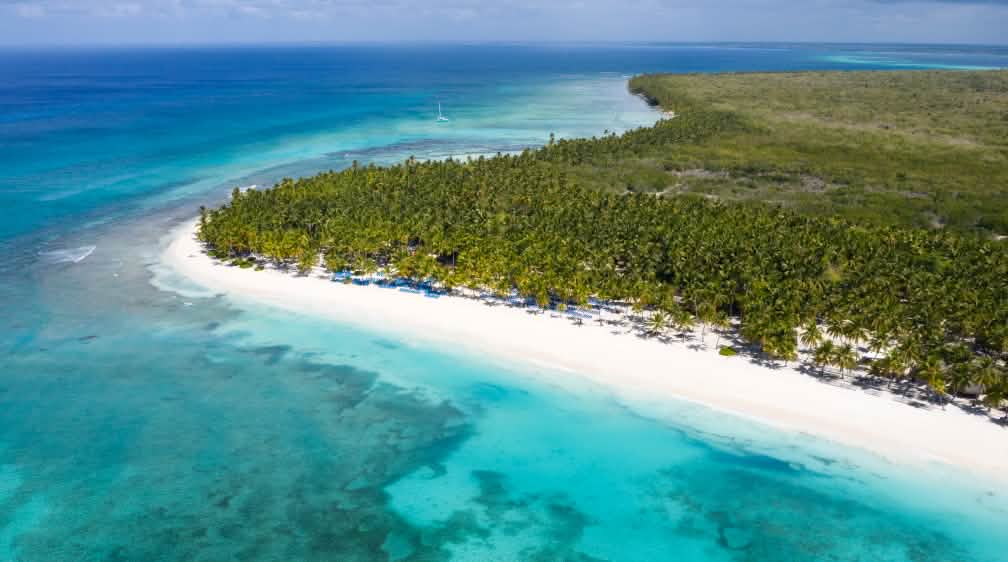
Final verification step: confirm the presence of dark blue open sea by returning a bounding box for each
[1,43,1007,560]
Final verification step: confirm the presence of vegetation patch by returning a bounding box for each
[197,69,1008,414]
[623,70,1008,233]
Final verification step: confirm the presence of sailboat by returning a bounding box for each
[436,103,449,122]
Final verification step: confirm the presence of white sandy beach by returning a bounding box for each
[163,218,1008,479]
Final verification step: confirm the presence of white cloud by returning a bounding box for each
[1,0,1006,43]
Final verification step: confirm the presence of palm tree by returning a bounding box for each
[980,374,1006,417]
[711,310,730,349]
[648,310,669,338]
[973,357,1003,412]
[919,355,946,408]
[800,321,823,351]
[834,344,858,381]
[928,371,948,410]
[947,363,973,399]
[826,321,848,345]
[696,301,717,345]
[973,357,1001,394]
[671,307,695,343]
[813,341,836,377]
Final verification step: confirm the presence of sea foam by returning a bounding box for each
[38,245,96,264]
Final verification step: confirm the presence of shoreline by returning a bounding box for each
[163,218,1008,481]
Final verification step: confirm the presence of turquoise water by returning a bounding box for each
[2,44,1008,560]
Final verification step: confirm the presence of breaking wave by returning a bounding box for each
[38,245,96,264]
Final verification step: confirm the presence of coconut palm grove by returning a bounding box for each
[198,70,1008,415]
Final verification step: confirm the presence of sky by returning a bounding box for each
[0,0,1006,46]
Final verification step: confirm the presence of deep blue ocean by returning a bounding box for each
[1,43,1007,561]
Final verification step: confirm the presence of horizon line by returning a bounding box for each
[1,39,1008,50]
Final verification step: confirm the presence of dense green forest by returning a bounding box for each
[198,70,1008,416]
[622,70,1008,232]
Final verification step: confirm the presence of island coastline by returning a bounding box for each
[163,217,1008,481]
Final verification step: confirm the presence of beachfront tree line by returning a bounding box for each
[198,102,1008,416]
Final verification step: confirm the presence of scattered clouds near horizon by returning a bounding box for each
[0,0,1006,45]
